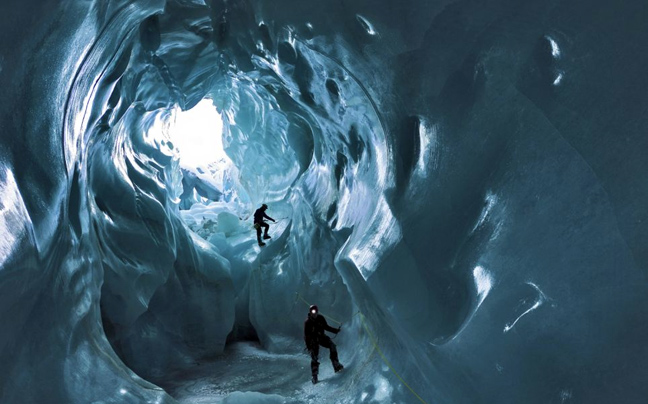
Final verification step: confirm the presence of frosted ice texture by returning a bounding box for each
[1,0,648,403]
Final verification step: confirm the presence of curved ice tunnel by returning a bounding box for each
[2,0,648,403]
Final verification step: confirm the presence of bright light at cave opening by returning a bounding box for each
[168,99,228,170]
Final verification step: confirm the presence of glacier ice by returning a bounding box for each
[2,0,648,403]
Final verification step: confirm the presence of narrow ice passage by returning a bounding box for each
[2,0,648,403]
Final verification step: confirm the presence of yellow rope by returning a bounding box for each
[296,293,429,404]
[359,313,428,404]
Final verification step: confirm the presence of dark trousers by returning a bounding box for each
[255,222,269,240]
[309,336,339,377]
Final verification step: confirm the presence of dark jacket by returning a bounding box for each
[253,208,274,224]
[304,315,339,348]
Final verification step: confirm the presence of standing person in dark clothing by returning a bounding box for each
[254,204,275,246]
[304,304,343,384]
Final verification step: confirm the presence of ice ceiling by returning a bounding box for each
[1,0,648,403]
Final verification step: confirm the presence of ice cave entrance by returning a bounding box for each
[148,98,252,240]
[166,99,231,177]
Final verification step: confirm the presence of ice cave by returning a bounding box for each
[1,0,648,403]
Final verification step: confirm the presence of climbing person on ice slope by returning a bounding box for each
[254,203,275,246]
[304,304,344,384]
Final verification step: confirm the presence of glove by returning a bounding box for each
[336,326,342,334]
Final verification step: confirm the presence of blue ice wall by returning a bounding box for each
[1,0,648,403]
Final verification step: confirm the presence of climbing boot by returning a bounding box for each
[334,363,344,373]
[263,234,271,239]
[258,241,266,247]
[312,375,318,384]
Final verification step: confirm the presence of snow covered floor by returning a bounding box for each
[159,342,358,404]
